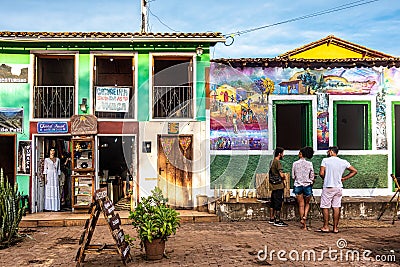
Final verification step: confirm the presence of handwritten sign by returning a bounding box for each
[103,200,115,216]
[37,122,68,133]
[95,87,130,112]
[95,188,107,200]
[108,214,121,231]
[121,243,131,260]
[116,229,125,246]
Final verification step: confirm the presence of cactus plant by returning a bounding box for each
[0,168,25,248]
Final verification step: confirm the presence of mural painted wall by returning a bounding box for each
[209,63,400,151]
[210,154,388,189]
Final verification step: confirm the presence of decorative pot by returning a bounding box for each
[143,239,165,260]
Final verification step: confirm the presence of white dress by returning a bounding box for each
[44,157,61,211]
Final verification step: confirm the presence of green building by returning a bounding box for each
[0,31,225,212]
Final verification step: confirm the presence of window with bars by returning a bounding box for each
[33,56,75,118]
[94,56,135,119]
[152,57,193,119]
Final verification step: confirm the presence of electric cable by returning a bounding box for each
[224,0,380,37]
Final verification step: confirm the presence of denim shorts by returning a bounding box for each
[293,185,313,197]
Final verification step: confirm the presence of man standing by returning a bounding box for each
[318,146,357,233]
[269,147,288,227]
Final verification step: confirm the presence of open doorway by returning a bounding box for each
[98,136,136,205]
[0,135,16,185]
[34,136,72,212]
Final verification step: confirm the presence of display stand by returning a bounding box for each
[75,188,132,266]
[71,136,95,211]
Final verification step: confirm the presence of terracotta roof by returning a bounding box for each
[211,57,400,69]
[0,31,225,44]
[279,35,394,59]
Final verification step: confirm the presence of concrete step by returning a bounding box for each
[20,209,218,228]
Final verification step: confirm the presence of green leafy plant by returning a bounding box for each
[0,168,25,248]
[129,187,180,244]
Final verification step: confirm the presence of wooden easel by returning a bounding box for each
[75,188,132,266]
[377,174,400,224]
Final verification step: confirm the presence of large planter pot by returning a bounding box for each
[143,239,166,260]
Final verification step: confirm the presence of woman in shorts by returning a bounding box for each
[292,146,314,230]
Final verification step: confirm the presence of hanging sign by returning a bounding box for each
[37,122,68,133]
[0,108,23,133]
[70,115,98,135]
[95,87,130,112]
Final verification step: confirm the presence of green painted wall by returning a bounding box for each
[0,42,213,198]
[0,53,31,194]
[196,52,210,121]
[78,54,90,115]
[210,154,388,189]
[137,52,150,121]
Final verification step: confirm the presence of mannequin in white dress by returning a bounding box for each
[44,148,61,211]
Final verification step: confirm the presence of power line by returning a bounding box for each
[224,0,380,37]
[147,3,180,32]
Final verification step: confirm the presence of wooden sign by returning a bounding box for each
[95,188,107,200]
[108,214,121,231]
[103,200,115,216]
[116,229,125,246]
[70,115,98,135]
[120,242,131,261]
[75,194,131,266]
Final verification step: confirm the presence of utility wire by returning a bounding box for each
[148,4,180,32]
[224,0,380,37]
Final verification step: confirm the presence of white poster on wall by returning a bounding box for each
[95,87,130,112]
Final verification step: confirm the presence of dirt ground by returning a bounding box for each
[1,220,400,266]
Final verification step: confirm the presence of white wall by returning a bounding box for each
[138,121,207,207]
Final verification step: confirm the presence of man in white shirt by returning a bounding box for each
[318,146,357,233]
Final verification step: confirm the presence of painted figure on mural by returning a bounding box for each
[43,148,61,211]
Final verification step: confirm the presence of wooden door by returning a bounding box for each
[158,135,192,209]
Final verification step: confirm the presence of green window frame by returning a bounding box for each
[273,100,313,150]
[333,100,372,150]
[392,101,400,182]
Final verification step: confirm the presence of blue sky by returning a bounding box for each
[0,0,399,59]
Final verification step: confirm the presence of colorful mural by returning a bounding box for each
[210,63,400,151]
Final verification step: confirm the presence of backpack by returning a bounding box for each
[269,160,282,185]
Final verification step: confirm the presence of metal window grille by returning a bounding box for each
[153,86,193,119]
[33,86,74,118]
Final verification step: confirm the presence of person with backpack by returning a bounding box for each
[268,147,288,227]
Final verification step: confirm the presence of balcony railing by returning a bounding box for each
[153,86,193,119]
[34,86,74,118]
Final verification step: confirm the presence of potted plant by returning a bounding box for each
[129,187,180,260]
